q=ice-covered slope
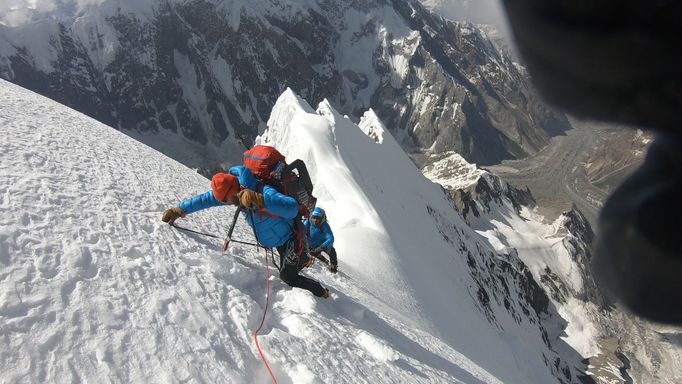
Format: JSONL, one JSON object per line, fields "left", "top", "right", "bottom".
{"left": 1, "top": 79, "right": 585, "bottom": 383}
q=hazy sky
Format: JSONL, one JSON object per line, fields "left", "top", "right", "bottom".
{"left": 0, "top": 0, "right": 103, "bottom": 26}
{"left": 0, "top": 0, "right": 52, "bottom": 26}
{"left": 1, "top": 0, "right": 511, "bottom": 33}
{"left": 422, "top": 0, "right": 512, "bottom": 38}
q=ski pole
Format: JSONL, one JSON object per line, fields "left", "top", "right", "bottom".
{"left": 222, "top": 206, "right": 243, "bottom": 252}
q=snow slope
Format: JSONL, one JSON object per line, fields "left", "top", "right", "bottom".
{"left": 1, "top": 79, "right": 583, "bottom": 383}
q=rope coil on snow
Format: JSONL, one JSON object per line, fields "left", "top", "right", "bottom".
{"left": 253, "top": 248, "right": 278, "bottom": 384}
{"left": 176, "top": 210, "right": 279, "bottom": 382}
{"left": 247, "top": 210, "right": 278, "bottom": 384}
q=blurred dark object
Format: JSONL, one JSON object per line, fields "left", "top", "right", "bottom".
{"left": 501, "top": 1, "right": 682, "bottom": 131}
{"left": 501, "top": 0, "right": 682, "bottom": 323}
{"left": 595, "top": 134, "right": 682, "bottom": 323}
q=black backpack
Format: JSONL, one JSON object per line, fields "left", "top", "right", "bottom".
{"left": 275, "top": 159, "right": 317, "bottom": 215}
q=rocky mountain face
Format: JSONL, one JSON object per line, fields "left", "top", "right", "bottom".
{"left": 424, "top": 153, "right": 681, "bottom": 383}
{"left": 424, "top": 201, "right": 590, "bottom": 384}
{"left": 0, "top": 0, "right": 568, "bottom": 168}
{"left": 449, "top": 171, "right": 602, "bottom": 307}
{"left": 418, "top": 0, "right": 513, "bottom": 45}
{"left": 584, "top": 127, "right": 653, "bottom": 194}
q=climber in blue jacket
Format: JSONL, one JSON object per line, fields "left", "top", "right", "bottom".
{"left": 304, "top": 207, "right": 338, "bottom": 273}
{"left": 161, "top": 166, "right": 329, "bottom": 298}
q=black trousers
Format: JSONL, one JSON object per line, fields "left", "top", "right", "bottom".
{"left": 312, "top": 246, "right": 337, "bottom": 265}
{"left": 322, "top": 247, "right": 337, "bottom": 265}
{"left": 276, "top": 241, "right": 325, "bottom": 297}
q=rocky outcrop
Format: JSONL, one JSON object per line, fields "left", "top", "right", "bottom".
{"left": 584, "top": 128, "right": 653, "bottom": 194}
{"left": 430, "top": 158, "right": 682, "bottom": 383}
{"left": 449, "top": 172, "right": 535, "bottom": 221}
{"left": 425, "top": 203, "right": 590, "bottom": 383}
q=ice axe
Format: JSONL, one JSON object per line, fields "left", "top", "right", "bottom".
{"left": 222, "top": 206, "right": 243, "bottom": 252}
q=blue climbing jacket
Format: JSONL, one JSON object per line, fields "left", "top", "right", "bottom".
{"left": 303, "top": 219, "right": 334, "bottom": 249}
{"left": 177, "top": 166, "right": 299, "bottom": 248}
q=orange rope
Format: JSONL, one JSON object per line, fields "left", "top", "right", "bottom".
{"left": 253, "top": 248, "right": 278, "bottom": 384}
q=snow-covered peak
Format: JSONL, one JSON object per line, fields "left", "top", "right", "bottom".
{"left": 358, "top": 108, "right": 386, "bottom": 144}
{"left": 261, "top": 88, "right": 588, "bottom": 383}
{"left": 422, "top": 151, "right": 485, "bottom": 190}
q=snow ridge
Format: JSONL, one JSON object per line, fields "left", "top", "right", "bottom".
{"left": 260, "top": 87, "right": 588, "bottom": 383}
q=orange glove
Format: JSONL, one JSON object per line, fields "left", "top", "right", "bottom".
{"left": 238, "top": 189, "right": 264, "bottom": 210}
{"left": 161, "top": 207, "right": 185, "bottom": 224}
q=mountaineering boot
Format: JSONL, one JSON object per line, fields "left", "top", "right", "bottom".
{"left": 322, "top": 288, "right": 330, "bottom": 299}
{"left": 329, "top": 263, "right": 337, "bottom": 273}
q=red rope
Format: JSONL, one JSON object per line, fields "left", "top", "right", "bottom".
{"left": 253, "top": 248, "right": 278, "bottom": 384}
